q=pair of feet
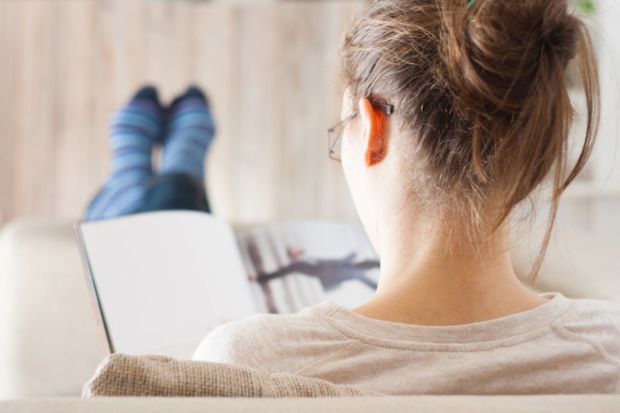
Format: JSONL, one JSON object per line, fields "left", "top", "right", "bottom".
{"left": 86, "top": 85, "right": 215, "bottom": 220}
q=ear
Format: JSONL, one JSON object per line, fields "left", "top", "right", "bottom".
{"left": 358, "top": 97, "right": 389, "bottom": 167}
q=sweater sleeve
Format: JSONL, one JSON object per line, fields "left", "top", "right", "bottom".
{"left": 559, "top": 298, "right": 620, "bottom": 366}
{"left": 191, "top": 312, "right": 320, "bottom": 370}
{"left": 191, "top": 310, "right": 357, "bottom": 375}
{"left": 191, "top": 317, "right": 263, "bottom": 366}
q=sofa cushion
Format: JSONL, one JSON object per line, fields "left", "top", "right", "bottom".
{"left": 83, "top": 354, "right": 383, "bottom": 397}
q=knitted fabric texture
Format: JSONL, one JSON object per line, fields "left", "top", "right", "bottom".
{"left": 83, "top": 354, "right": 384, "bottom": 398}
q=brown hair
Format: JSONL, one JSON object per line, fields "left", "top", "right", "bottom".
{"left": 342, "top": 0, "right": 600, "bottom": 280}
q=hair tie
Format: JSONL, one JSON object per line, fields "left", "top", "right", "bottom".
{"left": 467, "top": 0, "right": 474, "bottom": 6}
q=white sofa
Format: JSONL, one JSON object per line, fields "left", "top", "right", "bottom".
{"left": 0, "top": 218, "right": 618, "bottom": 411}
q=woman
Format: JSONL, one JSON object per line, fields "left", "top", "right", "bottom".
{"left": 89, "top": 0, "right": 619, "bottom": 394}
{"left": 192, "top": 0, "right": 619, "bottom": 394}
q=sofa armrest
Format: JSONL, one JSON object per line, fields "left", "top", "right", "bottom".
{"left": 1, "top": 395, "right": 620, "bottom": 413}
{"left": 0, "top": 219, "right": 107, "bottom": 398}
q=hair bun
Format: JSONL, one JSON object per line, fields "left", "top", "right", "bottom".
{"left": 441, "top": 0, "right": 579, "bottom": 117}
{"left": 540, "top": 6, "right": 580, "bottom": 64}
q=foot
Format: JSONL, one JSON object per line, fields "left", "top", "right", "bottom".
{"left": 160, "top": 85, "right": 216, "bottom": 182}
{"left": 85, "top": 85, "right": 164, "bottom": 220}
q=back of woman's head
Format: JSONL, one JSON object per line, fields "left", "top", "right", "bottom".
{"left": 342, "top": 0, "right": 600, "bottom": 279}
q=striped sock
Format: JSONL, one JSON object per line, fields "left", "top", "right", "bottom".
{"left": 85, "top": 86, "right": 163, "bottom": 220}
{"left": 160, "top": 86, "right": 215, "bottom": 182}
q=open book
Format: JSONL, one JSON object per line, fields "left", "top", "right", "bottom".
{"left": 76, "top": 211, "right": 380, "bottom": 359}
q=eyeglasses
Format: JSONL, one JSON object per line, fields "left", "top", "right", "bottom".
{"left": 327, "top": 101, "right": 394, "bottom": 162}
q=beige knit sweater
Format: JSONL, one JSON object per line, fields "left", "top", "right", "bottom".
{"left": 192, "top": 291, "right": 620, "bottom": 394}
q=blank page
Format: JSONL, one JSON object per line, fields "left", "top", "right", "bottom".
{"left": 78, "top": 211, "right": 256, "bottom": 358}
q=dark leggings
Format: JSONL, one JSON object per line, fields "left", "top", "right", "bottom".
{"left": 132, "top": 173, "right": 211, "bottom": 214}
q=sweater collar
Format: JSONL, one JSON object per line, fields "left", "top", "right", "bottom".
{"left": 309, "top": 291, "right": 573, "bottom": 349}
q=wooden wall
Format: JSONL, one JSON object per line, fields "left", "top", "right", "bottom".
{"left": 0, "top": 0, "right": 361, "bottom": 226}
{"left": 1, "top": 0, "right": 619, "bottom": 244}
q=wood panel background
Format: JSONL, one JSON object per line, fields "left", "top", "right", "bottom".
{"left": 0, "top": 0, "right": 362, "bottom": 226}
{"left": 1, "top": 0, "right": 619, "bottom": 245}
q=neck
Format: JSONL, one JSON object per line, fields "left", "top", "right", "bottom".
{"left": 354, "top": 209, "right": 547, "bottom": 326}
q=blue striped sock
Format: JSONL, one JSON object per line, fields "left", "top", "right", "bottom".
{"left": 160, "top": 86, "right": 215, "bottom": 182}
{"left": 85, "top": 86, "right": 163, "bottom": 220}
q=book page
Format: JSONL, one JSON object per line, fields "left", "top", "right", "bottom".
{"left": 236, "top": 221, "right": 380, "bottom": 314}
{"left": 78, "top": 211, "right": 256, "bottom": 358}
